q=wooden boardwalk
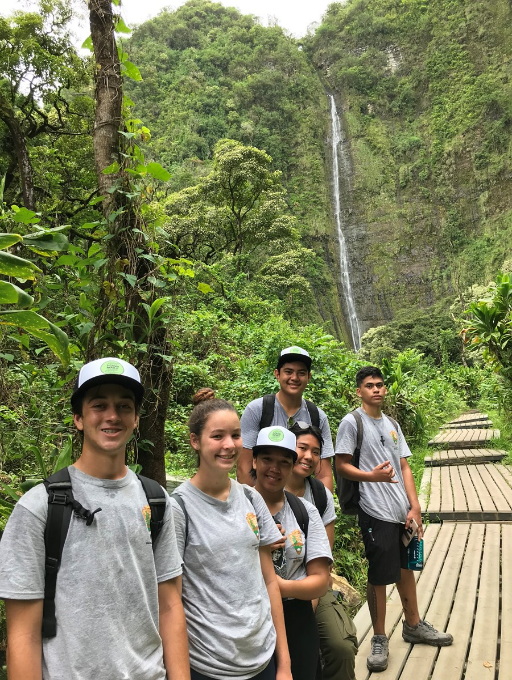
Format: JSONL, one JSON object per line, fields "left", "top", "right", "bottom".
{"left": 353, "top": 522, "right": 512, "bottom": 680}
{"left": 447, "top": 412, "right": 489, "bottom": 425}
{"left": 424, "top": 448, "right": 506, "bottom": 467}
{"left": 419, "top": 463, "right": 512, "bottom": 521}
{"left": 440, "top": 420, "right": 493, "bottom": 430}
{"left": 428, "top": 428, "right": 500, "bottom": 448}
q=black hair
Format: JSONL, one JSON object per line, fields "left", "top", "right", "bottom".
{"left": 288, "top": 422, "right": 323, "bottom": 451}
{"left": 356, "top": 366, "right": 384, "bottom": 388}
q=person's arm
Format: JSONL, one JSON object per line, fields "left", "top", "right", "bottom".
{"left": 259, "top": 547, "right": 292, "bottom": 680}
{"left": 315, "top": 458, "right": 334, "bottom": 493}
{"left": 5, "top": 599, "right": 43, "bottom": 680}
{"left": 237, "top": 447, "right": 256, "bottom": 486}
{"left": 325, "top": 521, "right": 335, "bottom": 550}
{"left": 400, "top": 457, "right": 424, "bottom": 540}
{"left": 335, "top": 453, "right": 400, "bottom": 483}
{"left": 276, "top": 557, "right": 330, "bottom": 600}
{"left": 158, "top": 577, "right": 190, "bottom": 680}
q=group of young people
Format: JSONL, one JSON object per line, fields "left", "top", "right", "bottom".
{"left": 0, "top": 347, "right": 453, "bottom": 680}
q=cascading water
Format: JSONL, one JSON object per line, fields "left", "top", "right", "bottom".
{"left": 328, "top": 93, "right": 362, "bottom": 351}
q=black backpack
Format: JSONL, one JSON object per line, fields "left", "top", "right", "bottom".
{"left": 335, "top": 410, "right": 398, "bottom": 515}
{"left": 42, "top": 466, "right": 166, "bottom": 638}
{"left": 259, "top": 393, "right": 320, "bottom": 430}
{"left": 307, "top": 476, "right": 328, "bottom": 519}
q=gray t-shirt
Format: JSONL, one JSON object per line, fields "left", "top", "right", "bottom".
{"left": 273, "top": 495, "right": 332, "bottom": 585}
{"left": 170, "top": 480, "right": 282, "bottom": 680}
{"left": 303, "top": 478, "right": 337, "bottom": 527}
{"left": 335, "top": 408, "right": 412, "bottom": 523}
{"left": 241, "top": 396, "right": 335, "bottom": 458}
{"left": 0, "top": 466, "right": 182, "bottom": 680}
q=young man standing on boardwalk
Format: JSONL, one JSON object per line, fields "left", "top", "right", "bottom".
{"left": 0, "top": 357, "right": 189, "bottom": 680}
{"left": 238, "top": 346, "right": 335, "bottom": 491}
{"left": 335, "top": 366, "right": 453, "bottom": 672}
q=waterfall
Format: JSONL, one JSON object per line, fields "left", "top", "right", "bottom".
{"left": 328, "top": 93, "right": 361, "bottom": 351}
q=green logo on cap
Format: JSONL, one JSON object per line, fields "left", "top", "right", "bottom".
{"left": 288, "top": 346, "right": 302, "bottom": 354}
{"left": 100, "top": 360, "right": 125, "bottom": 375}
{"left": 268, "top": 428, "right": 285, "bottom": 442}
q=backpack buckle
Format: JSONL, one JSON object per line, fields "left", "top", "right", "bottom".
{"left": 49, "top": 491, "right": 70, "bottom": 505}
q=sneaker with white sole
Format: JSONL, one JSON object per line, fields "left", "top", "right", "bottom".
{"left": 367, "top": 634, "right": 389, "bottom": 672}
{"left": 402, "top": 619, "right": 453, "bottom": 646}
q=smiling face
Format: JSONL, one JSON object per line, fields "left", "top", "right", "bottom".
{"left": 253, "top": 449, "right": 294, "bottom": 493}
{"left": 356, "top": 374, "right": 388, "bottom": 408}
{"left": 190, "top": 409, "right": 242, "bottom": 472}
{"left": 73, "top": 383, "right": 139, "bottom": 458}
{"left": 274, "top": 361, "right": 311, "bottom": 399}
{"left": 293, "top": 433, "right": 321, "bottom": 479}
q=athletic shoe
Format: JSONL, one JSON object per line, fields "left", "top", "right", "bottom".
{"left": 367, "top": 634, "right": 389, "bottom": 672}
{"left": 402, "top": 619, "right": 453, "bottom": 646}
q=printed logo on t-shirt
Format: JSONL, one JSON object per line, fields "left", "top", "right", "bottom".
{"left": 141, "top": 504, "right": 151, "bottom": 532}
{"left": 390, "top": 430, "right": 398, "bottom": 445}
{"left": 288, "top": 529, "right": 304, "bottom": 555}
{"left": 246, "top": 512, "right": 260, "bottom": 539}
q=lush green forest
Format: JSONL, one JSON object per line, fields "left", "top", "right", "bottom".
{"left": 2, "top": 0, "right": 512, "bottom": 665}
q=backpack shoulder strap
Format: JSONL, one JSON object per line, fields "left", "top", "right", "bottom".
{"left": 137, "top": 475, "right": 166, "bottom": 548}
{"left": 308, "top": 477, "right": 328, "bottom": 518}
{"left": 305, "top": 400, "right": 320, "bottom": 428}
{"left": 351, "top": 409, "right": 364, "bottom": 469}
{"left": 42, "top": 467, "right": 74, "bottom": 638}
{"left": 384, "top": 414, "right": 399, "bottom": 431}
{"left": 284, "top": 490, "right": 309, "bottom": 538}
{"left": 259, "top": 394, "right": 276, "bottom": 430}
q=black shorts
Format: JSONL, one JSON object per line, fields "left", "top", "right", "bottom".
{"left": 358, "top": 507, "right": 409, "bottom": 586}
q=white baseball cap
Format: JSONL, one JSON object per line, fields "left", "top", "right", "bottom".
{"left": 253, "top": 426, "right": 297, "bottom": 462}
{"left": 276, "top": 346, "right": 312, "bottom": 371}
{"left": 71, "top": 357, "right": 144, "bottom": 408}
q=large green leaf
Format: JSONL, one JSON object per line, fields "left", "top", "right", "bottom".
{"left": 0, "top": 233, "right": 22, "bottom": 250}
{"left": 53, "top": 436, "right": 73, "bottom": 472}
{"left": 0, "top": 281, "right": 34, "bottom": 307}
{"left": 0, "top": 310, "right": 70, "bottom": 365}
{"left": 12, "top": 207, "right": 40, "bottom": 224}
{"left": 146, "top": 162, "right": 171, "bottom": 182}
{"left": 0, "top": 251, "right": 41, "bottom": 279}
{"left": 24, "top": 232, "right": 69, "bottom": 252}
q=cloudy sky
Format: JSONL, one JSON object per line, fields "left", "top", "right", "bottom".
{"left": 4, "top": 0, "right": 341, "bottom": 39}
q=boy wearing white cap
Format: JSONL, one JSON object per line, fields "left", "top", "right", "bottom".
{"left": 238, "top": 346, "right": 335, "bottom": 491}
{"left": 0, "top": 358, "right": 189, "bottom": 680}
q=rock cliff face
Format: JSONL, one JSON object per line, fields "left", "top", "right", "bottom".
{"left": 307, "top": 0, "right": 512, "bottom": 344}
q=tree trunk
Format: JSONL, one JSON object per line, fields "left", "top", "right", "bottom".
{"left": 0, "top": 95, "right": 36, "bottom": 210}
{"left": 88, "top": 0, "right": 122, "bottom": 217}
{"left": 88, "top": 0, "right": 169, "bottom": 484}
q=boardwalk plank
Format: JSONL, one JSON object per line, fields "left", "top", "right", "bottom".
{"left": 425, "top": 449, "right": 506, "bottom": 467}
{"left": 428, "top": 429, "right": 500, "bottom": 449}
{"left": 499, "top": 525, "right": 512, "bottom": 680}
{"left": 430, "top": 524, "right": 485, "bottom": 680}
{"left": 399, "top": 523, "right": 469, "bottom": 680}
{"left": 464, "top": 524, "right": 500, "bottom": 679}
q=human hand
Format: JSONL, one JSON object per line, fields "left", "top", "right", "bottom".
{"left": 276, "top": 667, "right": 293, "bottom": 680}
{"left": 269, "top": 522, "right": 286, "bottom": 551}
{"left": 406, "top": 508, "right": 423, "bottom": 540}
{"left": 371, "top": 460, "right": 399, "bottom": 483}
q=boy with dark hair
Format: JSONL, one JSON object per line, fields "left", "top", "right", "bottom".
{"left": 335, "top": 366, "right": 453, "bottom": 672}
{"left": 238, "top": 346, "right": 335, "bottom": 491}
{"left": 0, "top": 357, "right": 190, "bottom": 680}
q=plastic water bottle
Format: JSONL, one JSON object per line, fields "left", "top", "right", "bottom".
{"left": 407, "top": 536, "right": 424, "bottom": 570}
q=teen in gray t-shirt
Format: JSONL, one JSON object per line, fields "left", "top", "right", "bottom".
{"left": 0, "top": 467, "right": 182, "bottom": 680}
{"left": 171, "top": 481, "right": 282, "bottom": 679}
{"left": 335, "top": 408, "right": 411, "bottom": 523}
